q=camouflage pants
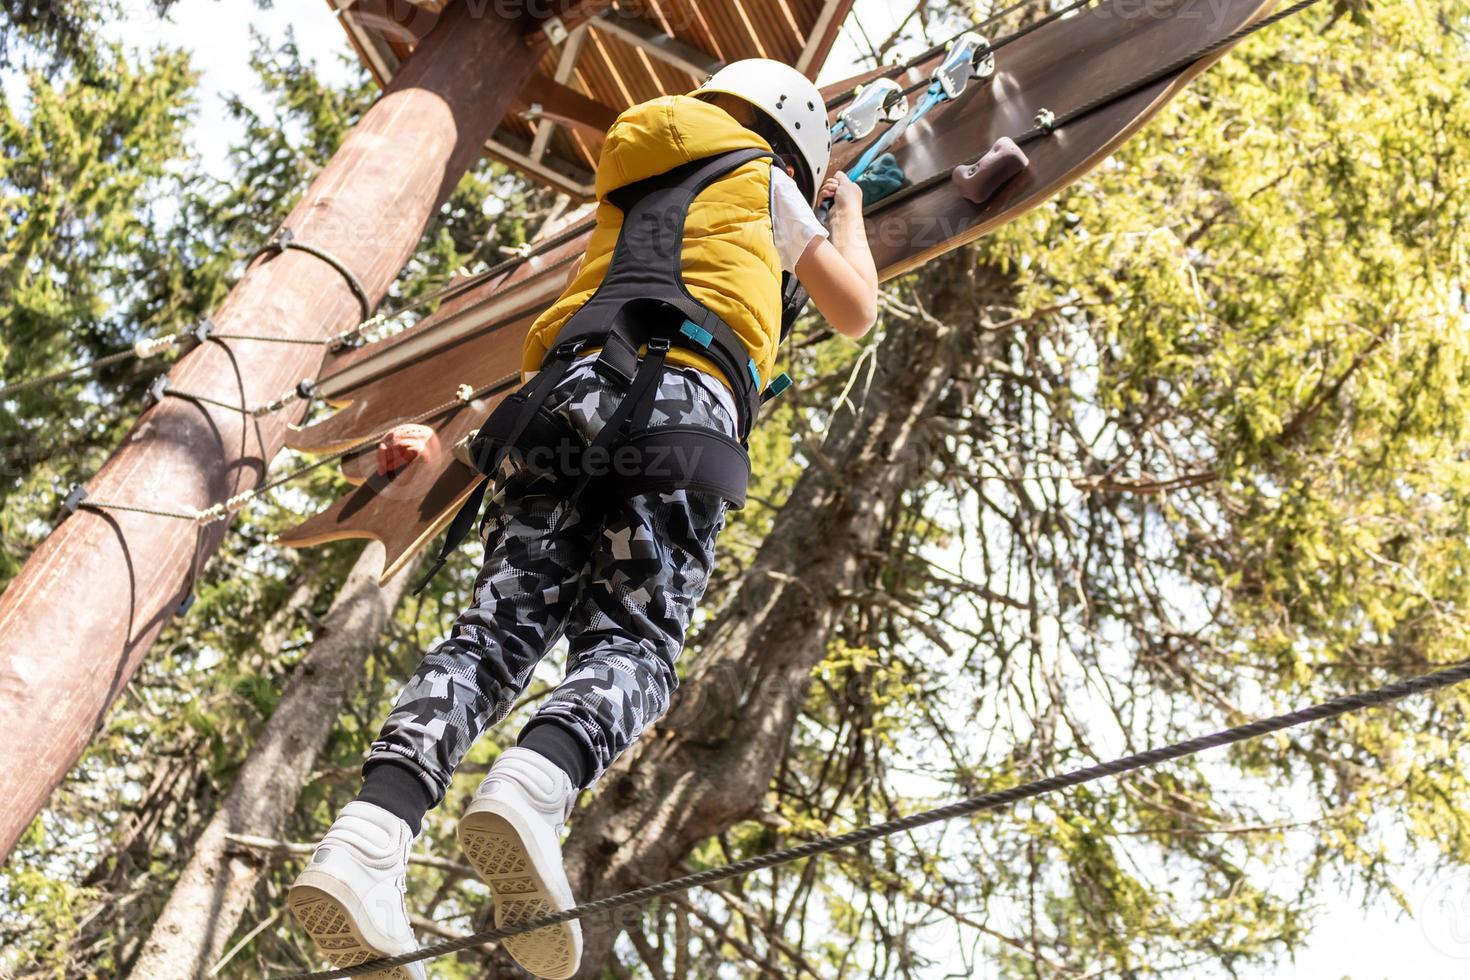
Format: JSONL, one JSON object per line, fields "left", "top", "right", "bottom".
{"left": 366, "top": 362, "right": 733, "bottom": 801}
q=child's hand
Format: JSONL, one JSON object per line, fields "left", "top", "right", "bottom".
{"left": 376, "top": 423, "right": 439, "bottom": 476}
{"left": 818, "top": 171, "right": 863, "bottom": 214}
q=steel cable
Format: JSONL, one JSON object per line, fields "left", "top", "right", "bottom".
{"left": 276, "top": 658, "right": 1470, "bottom": 979}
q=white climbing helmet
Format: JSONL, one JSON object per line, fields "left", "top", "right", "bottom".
{"left": 696, "top": 59, "right": 830, "bottom": 199}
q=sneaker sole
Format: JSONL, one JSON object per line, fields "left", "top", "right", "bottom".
{"left": 287, "top": 882, "right": 420, "bottom": 980}
{"left": 458, "top": 808, "right": 580, "bottom": 980}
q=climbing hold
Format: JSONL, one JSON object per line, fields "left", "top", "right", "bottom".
{"left": 855, "top": 153, "right": 907, "bottom": 205}
{"left": 951, "top": 138, "right": 1029, "bottom": 205}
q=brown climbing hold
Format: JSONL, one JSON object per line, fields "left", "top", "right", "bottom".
{"left": 951, "top": 137, "right": 1030, "bottom": 205}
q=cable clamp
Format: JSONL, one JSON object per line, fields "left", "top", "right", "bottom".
{"left": 145, "top": 375, "right": 171, "bottom": 406}
{"left": 62, "top": 485, "right": 89, "bottom": 516}
{"left": 195, "top": 318, "right": 216, "bottom": 344}
{"left": 297, "top": 378, "right": 319, "bottom": 401}
{"left": 196, "top": 488, "right": 255, "bottom": 525}
{"left": 195, "top": 503, "right": 226, "bottom": 524}
{"left": 457, "top": 383, "right": 476, "bottom": 403}
{"left": 1034, "top": 108, "right": 1056, "bottom": 134}
{"left": 333, "top": 314, "right": 384, "bottom": 350}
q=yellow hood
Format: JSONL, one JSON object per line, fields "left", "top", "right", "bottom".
{"left": 594, "top": 95, "right": 773, "bottom": 198}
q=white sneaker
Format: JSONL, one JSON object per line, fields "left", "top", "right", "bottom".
{"left": 287, "top": 802, "right": 427, "bottom": 980}
{"left": 457, "top": 747, "right": 582, "bottom": 979}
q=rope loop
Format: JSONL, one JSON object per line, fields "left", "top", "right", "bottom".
{"left": 252, "top": 226, "right": 374, "bottom": 321}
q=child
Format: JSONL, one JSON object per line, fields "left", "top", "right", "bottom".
{"left": 289, "top": 59, "right": 877, "bottom": 980}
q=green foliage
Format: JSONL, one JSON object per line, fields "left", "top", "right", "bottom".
{"left": 672, "top": 3, "right": 1470, "bottom": 977}
{"left": 6, "top": 0, "right": 1470, "bottom": 976}
{"left": 0, "top": 42, "right": 200, "bottom": 581}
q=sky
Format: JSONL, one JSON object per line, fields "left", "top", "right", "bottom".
{"left": 16, "top": 0, "right": 1470, "bottom": 976}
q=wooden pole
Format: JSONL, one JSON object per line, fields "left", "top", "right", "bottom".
{"left": 0, "top": 2, "right": 540, "bottom": 862}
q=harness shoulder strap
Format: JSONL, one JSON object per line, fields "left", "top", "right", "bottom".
{"left": 555, "top": 148, "right": 777, "bottom": 437}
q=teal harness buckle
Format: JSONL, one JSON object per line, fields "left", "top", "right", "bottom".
{"left": 748, "top": 359, "right": 762, "bottom": 389}
{"left": 761, "top": 372, "right": 793, "bottom": 404}
{"left": 679, "top": 320, "right": 714, "bottom": 349}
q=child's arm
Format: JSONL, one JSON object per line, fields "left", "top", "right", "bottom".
{"left": 795, "top": 171, "right": 878, "bottom": 338}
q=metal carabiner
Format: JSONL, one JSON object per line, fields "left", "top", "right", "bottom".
{"left": 832, "top": 77, "right": 910, "bottom": 143}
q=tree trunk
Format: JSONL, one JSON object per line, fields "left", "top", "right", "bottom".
{"left": 127, "top": 543, "right": 418, "bottom": 980}
{"left": 0, "top": 0, "right": 542, "bottom": 861}
{"left": 65, "top": 573, "right": 320, "bottom": 969}
{"left": 563, "top": 256, "right": 995, "bottom": 974}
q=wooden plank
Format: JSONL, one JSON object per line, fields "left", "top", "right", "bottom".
{"left": 339, "top": 0, "right": 440, "bottom": 45}
{"left": 593, "top": 7, "right": 723, "bottom": 77}
{"left": 484, "top": 135, "right": 597, "bottom": 198}
{"left": 795, "top": 0, "right": 853, "bottom": 75}
{"left": 531, "top": 24, "right": 592, "bottom": 162}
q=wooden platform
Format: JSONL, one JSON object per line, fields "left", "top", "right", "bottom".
{"left": 328, "top": 0, "right": 854, "bottom": 196}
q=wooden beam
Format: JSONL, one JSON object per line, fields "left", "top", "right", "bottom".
{"left": 338, "top": 0, "right": 440, "bottom": 46}
{"left": 526, "top": 0, "right": 613, "bottom": 47}
{"left": 484, "top": 136, "right": 596, "bottom": 199}
{"left": 795, "top": 0, "right": 853, "bottom": 76}
{"left": 593, "top": 7, "right": 722, "bottom": 79}
{"left": 329, "top": 0, "right": 400, "bottom": 85}
{"left": 530, "top": 24, "right": 591, "bottom": 163}
{"left": 518, "top": 70, "right": 616, "bottom": 142}
{"left": 0, "top": 0, "right": 543, "bottom": 864}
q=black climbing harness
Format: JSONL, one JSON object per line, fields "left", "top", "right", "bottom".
{"left": 416, "top": 147, "right": 797, "bottom": 590}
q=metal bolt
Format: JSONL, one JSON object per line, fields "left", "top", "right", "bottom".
{"left": 542, "top": 16, "right": 569, "bottom": 45}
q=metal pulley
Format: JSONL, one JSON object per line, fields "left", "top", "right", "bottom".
{"left": 832, "top": 78, "right": 910, "bottom": 143}
{"left": 934, "top": 31, "right": 995, "bottom": 100}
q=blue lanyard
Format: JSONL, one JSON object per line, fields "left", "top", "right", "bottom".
{"left": 838, "top": 32, "right": 994, "bottom": 184}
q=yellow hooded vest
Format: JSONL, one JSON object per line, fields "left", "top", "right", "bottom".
{"left": 523, "top": 95, "right": 785, "bottom": 388}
